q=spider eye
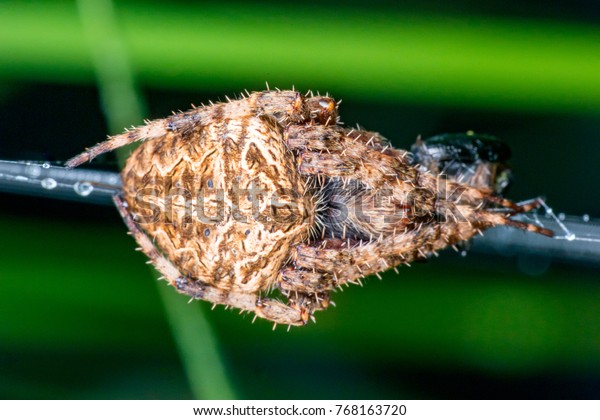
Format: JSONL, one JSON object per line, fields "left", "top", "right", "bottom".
{"left": 318, "top": 98, "right": 335, "bottom": 113}
{"left": 306, "top": 96, "right": 338, "bottom": 125}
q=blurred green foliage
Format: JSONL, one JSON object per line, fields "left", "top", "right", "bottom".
{"left": 2, "top": 1, "right": 600, "bottom": 112}
{"left": 1, "top": 0, "right": 599, "bottom": 399}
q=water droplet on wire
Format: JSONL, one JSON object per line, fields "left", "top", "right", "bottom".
{"left": 41, "top": 178, "right": 57, "bottom": 190}
{"left": 26, "top": 165, "right": 42, "bottom": 178}
{"left": 74, "top": 181, "right": 94, "bottom": 196}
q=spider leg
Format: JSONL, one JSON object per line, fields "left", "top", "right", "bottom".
{"left": 273, "top": 267, "right": 333, "bottom": 324}
{"left": 287, "top": 125, "right": 411, "bottom": 188}
{"left": 279, "top": 267, "right": 335, "bottom": 295}
{"left": 112, "top": 194, "right": 308, "bottom": 326}
{"left": 291, "top": 234, "right": 425, "bottom": 284}
{"left": 484, "top": 195, "right": 544, "bottom": 213}
{"left": 465, "top": 204, "right": 553, "bottom": 237}
{"left": 281, "top": 232, "right": 437, "bottom": 297}
{"left": 66, "top": 118, "right": 173, "bottom": 168}
{"left": 435, "top": 185, "right": 554, "bottom": 237}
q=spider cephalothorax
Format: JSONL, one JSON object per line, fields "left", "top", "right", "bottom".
{"left": 67, "top": 89, "right": 552, "bottom": 327}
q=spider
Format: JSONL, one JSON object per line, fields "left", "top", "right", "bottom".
{"left": 66, "top": 89, "right": 552, "bottom": 327}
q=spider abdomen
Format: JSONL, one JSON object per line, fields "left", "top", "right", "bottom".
{"left": 121, "top": 113, "right": 314, "bottom": 293}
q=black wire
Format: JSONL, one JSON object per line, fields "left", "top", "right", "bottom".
{"left": 0, "top": 160, "right": 120, "bottom": 206}
{"left": 1, "top": 159, "right": 598, "bottom": 266}
{"left": 472, "top": 215, "right": 600, "bottom": 266}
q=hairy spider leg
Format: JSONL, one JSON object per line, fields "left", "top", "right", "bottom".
{"left": 65, "top": 118, "right": 170, "bottom": 168}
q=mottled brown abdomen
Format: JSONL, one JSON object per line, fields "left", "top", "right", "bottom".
{"left": 121, "top": 112, "right": 314, "bottom": 293}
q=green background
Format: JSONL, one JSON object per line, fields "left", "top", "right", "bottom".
{"left": 0, "top": 0, "right": 599, "bottom": 399}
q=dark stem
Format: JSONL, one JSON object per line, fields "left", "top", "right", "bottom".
{"left": 1, "top": 158, "right": 598, "bottom": 266}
